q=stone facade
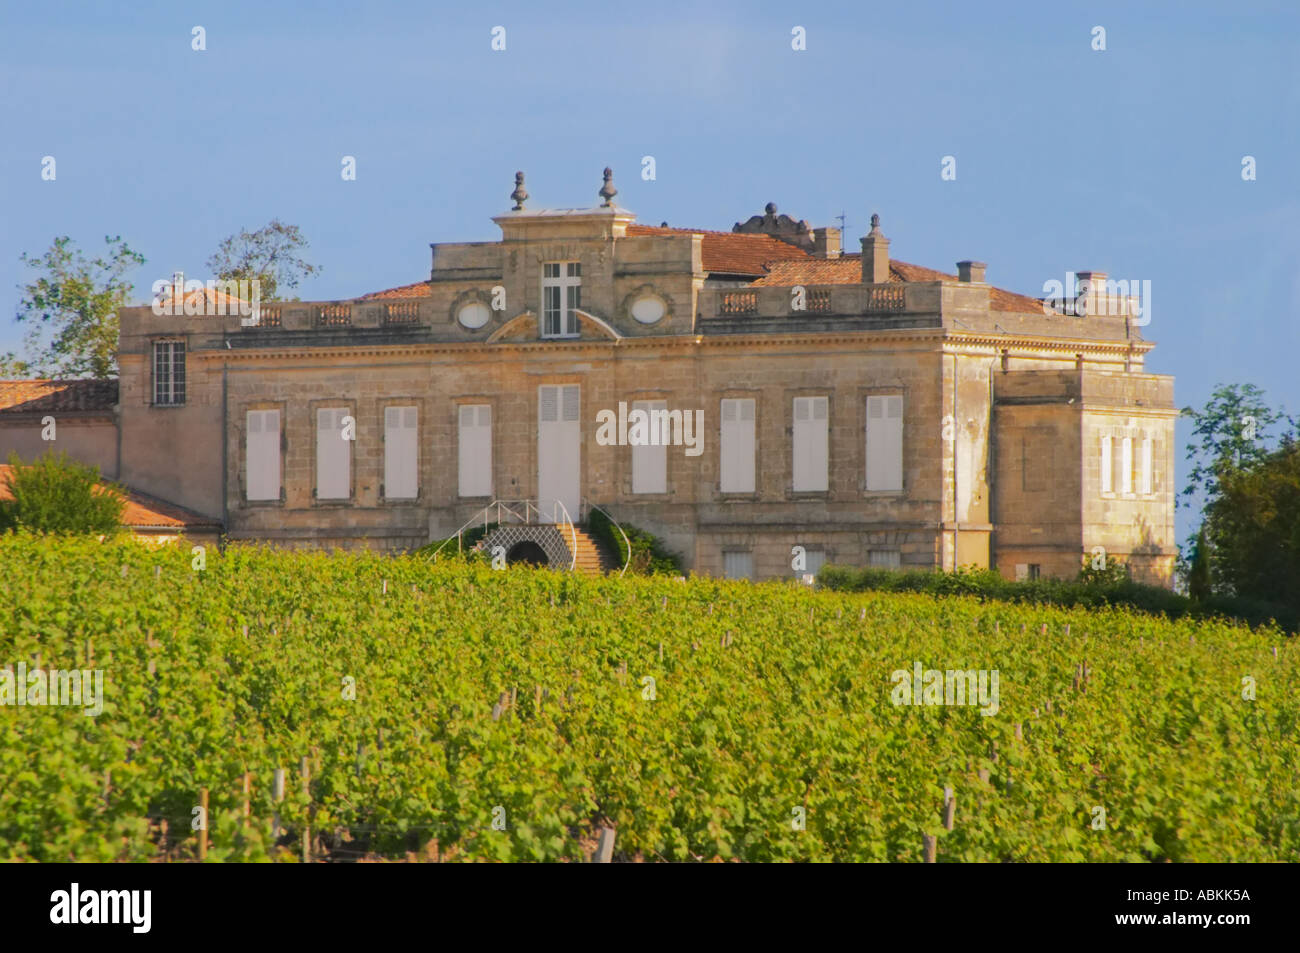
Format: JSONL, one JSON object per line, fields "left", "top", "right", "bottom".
{"left": 115, "top": 172, "right": 1178, "bottom": 584}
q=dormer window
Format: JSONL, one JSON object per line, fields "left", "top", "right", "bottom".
{"left": 542, "top": 261, "right": 581, "bottom": 337}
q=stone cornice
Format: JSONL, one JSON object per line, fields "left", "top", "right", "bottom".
{"left": 195, "top": 326, "right": 1156, "bottom": 361}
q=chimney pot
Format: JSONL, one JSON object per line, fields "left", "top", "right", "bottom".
{"left": 957, "top": 261, "right": 987, "bottom": 283}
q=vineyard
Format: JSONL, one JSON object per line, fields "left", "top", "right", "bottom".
{"left": 0, "top": 534, "right": 1296, "bottom": 862}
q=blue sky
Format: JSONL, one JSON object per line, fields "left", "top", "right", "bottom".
{"left": 2, "top": 0, "right": 1297, "bottom": 544}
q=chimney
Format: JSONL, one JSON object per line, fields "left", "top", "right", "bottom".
{"left": 812, "top": 227, "right": 841, "bottom": 259}
{"left": 860, "top": 213, "right": 890, "bottom": 284}
{"left": 957, "top": 261, "right": 986, "bottom": 283}
{"left": 1075, "top": 270, "right": 1107, "bottom": 316}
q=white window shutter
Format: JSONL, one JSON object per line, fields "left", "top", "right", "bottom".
{"left": 246, "top": 409, "right": 280, "bottom": 501}
{"left": 385, "top": 405, "right": 418, "bottom": 499}
{"left": 866, "top": 395, "right": 903, "bottom": 491}
{"left": 1141, "top": 438, "right": 1153, "bottom": 495}
{"left": 793, "top": 397, "right": 828, "bottom": 491}
{"left": 458, "top": 403, "right": 492, "bottom": 497}
{"left": 720, "top": 398, "right": 755, "bottom": 493}
{"left": 317, "top": 408, "right": 350, "bottom": 499}
{"left": 562, "top": 385, "right": 580, "bottom": 422}
{"left": 1121, "top": 437, "right": 1133, "bottom": 494}
{"left": 632, "top": 400, "right": 667, "bottom": 494}
{"left": 723, "top": 551, "right": 754, "bottom": 580}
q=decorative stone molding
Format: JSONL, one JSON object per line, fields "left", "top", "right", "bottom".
{"left": 620, "top": 284, "right": 674, "bottom": 327}
{"left": 450, "top": 288, "right": 499, "bottom": 330}
{"left": 733, "top": 202, "right": 814, "bottom": 251}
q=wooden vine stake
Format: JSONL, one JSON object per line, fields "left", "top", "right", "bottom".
{"left": 943, "top": 787, "right": 956, "bottom": 831}
{"left": 272, "top": 768, "right": 285, "bottom": 843}
{"left": 198, "top": 788, "right": 209, "bottom": 861}
{"left": 922, "top": 834, "right": 937, "bottom": 863}
{"left": 301, "top": 756, "right": 312, "bottom": 863}
{"left": 594, "top": 825, "right": 616, "bottom": 864}
{"left": 242, "top": 772, "right": 251, "bottom": 821}
{"left": 658, "top": 642, "right": 664, "bottom": 662}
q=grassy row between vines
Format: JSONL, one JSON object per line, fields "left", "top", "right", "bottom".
{"left": 0, "top": 534, "right": 1295, "bottom": 862}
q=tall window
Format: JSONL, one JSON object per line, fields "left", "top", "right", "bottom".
{"left": 720, "top": 398, "right": 756, "bottom": 493}
{"left": 316, "top": 408, "right": 351, "bottom": 500}
{"left": 245, "top": 409, "right": 280, "bottom": 501}
{"left": 1140, "top": 437, "right": 1153, "bottom": 495}
{"left": 458, "top": 404, "right": 493, "bottom": 497}
{"left": 1121, "top": 437, "right": 1133, "bottom": 494}
{"left": 153, "top": 341, "right": 185, "bottom": 406}
{"left": 792, "top": 396, "right": 829, "bottom": 492}
{"left": 868, "top": 550, "right": 901, "bottom": 569}
{"left": 865, "top": 395, "right": 903, "bottom": 491}
{"left": 542, "top": 262, "right": 581, "bottom": 337}
{"left": 384, "top": 406, "right": 419, "bottom": 500}
{"left": 1100, "top": 435, "right": 1113, "bottom": 494}
{"left": 631, "top": 399, "right": 667, "bottom": 494}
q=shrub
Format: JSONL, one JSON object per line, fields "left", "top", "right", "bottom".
{"left": 586, "top": 507, "right": 683, "bottom": 575}
{"left": 816, "top": 561, "right": 1297, "bottom": 633}
{"left": 0, "top": 451, "right": 125, "bottom": 535}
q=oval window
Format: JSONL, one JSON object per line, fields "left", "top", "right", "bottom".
{"left": 630, "top": 294, "right": 666, "bottom": 324}
{"left": 457, "top": 301, "right": 491, "bottom": 329}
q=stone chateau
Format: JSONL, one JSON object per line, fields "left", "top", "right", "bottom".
{"left": 78, "top": 169, "right": 1174, "bottom": 582}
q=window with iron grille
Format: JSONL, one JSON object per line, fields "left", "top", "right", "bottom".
{"left": 153, "top": 341, "right": 185, "bottom": 406}
{"left": 542, "top": 262, "right": 581, "bottom": 337}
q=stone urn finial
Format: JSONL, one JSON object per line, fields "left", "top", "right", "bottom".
{"left": 599, "top": 167, "right": 617, "bottom": 207}
{"left": 869, "top": 213, "right": 882, "bottom": 234}
{"left": 765, "top": 202, "right": 777, "bottom": 216}
{"left": 511, "top": 171, "right": 528, "bottom": 211}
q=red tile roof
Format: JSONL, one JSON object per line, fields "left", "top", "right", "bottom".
{"left": 0, "top": 464, "right": 221, "bottom": 531}
{"left": 626, "top": 224, "right": 811, "bottom": 276}
{"left": 358, "top": 280, "right": 432, "bottom": 301}
{"left": 0, "top": 379, "right": 118, "bottom": 415}
{"left": 753, "top": 257, "right": 1045, "bottom": 313}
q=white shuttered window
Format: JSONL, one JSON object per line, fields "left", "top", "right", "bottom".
{"left": 865, "top": 395, "right": 904, "bottom": 491}
{"left": 1121, "top": 437, "right": 1133, "bottom": 494}
{"left": 384, "top": 406, "right": 419, "bottom": 499}
{"left": 631, "top": 400, "right": 667, "bottom": 494}
{"left": 1100, "top": 436, "right": 1113, "bottom": 494}
{"left": 458, "top": 404, "right": 493, "bottom": 497}
{"left": 246, "top": 409, "right": 280, "bottom": 501}
{"left": 1140, "top": 437, "right": 1153, "bottom": 495}
{"left": 792, "top": 396, "right": 829, "bottom": 492}
{"left": 317, "top": 408, "right": 351, "bottom": 500}
{"left": 720, "top": 398, "right": 756, "bottom": 493}
{"left": 723, "top": 551, "right": 754, "bottom": 581}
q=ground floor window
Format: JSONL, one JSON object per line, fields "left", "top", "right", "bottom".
{"left": 723, "top": 550, "right": 754, "bottom": 580}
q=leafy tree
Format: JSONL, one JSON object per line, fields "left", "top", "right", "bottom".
{"left": 206, "top": 219, "right": 321, "bottom": 302}
{"left": 1180, "top": 383, "right": 1293, "bottom": 511}
{"left": 1203, "top": 439, "right": 1300, "bottom": 611}
{"left": 13, "top": 236, "right": 145, "bottom": 379}
{"left": 0, "top": 451, "right": 126, "bottom": 535}
{"left": 1186, "top": 524, "right": 1211, "bottom": 602}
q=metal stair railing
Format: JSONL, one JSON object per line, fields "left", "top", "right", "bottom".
{"left": 427, "top": 499, "right": 579, "bottom": 570}
{"left": 553, "top": 499, "right": 578, "bottom": 572}
{"left": 580, "top": 498, "right": 632, "bottom": 577}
